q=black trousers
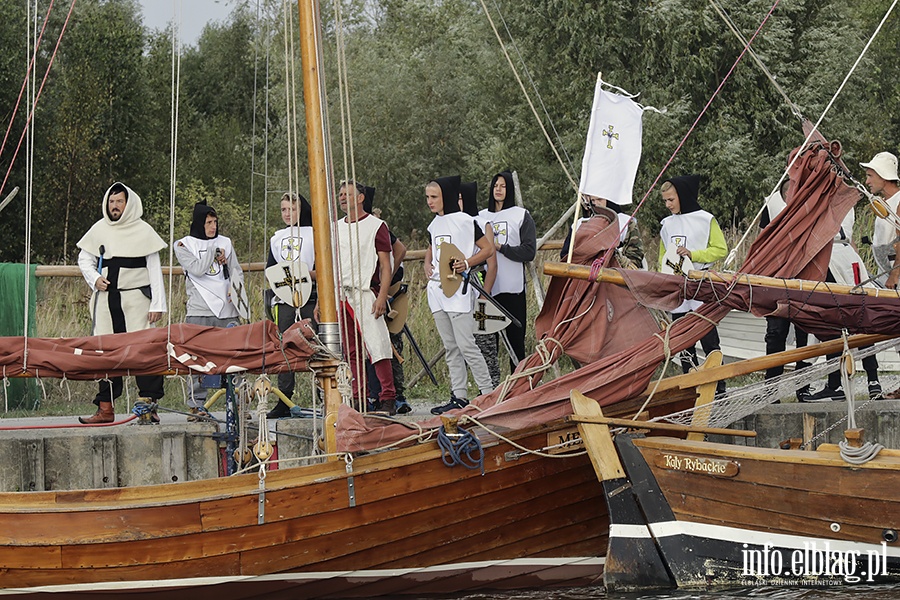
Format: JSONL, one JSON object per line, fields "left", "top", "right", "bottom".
{"left": 274, "top": 296, "right": 317, "bottom": 400}
{"left": 494, "top": 290, "right": 527, "bottom": 370}
{"left": 672, "top": 311, "right": 725, "bottom": 395}
{"left": 764, "top": 316, "right": 810, "bottom": 380}
{"left": 819, "top": 269, "right": 878, "bottom": 389}
{"left": 94, "top": 375, "right": 164, "bottom": 406}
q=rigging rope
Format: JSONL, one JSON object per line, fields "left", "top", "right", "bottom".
{"left": 0, "top": 0, "right": 56, "bottom": 198}
{"left": 248, "top": 0, "right": 262, "bottom": 260}
{"left": 725, "top": 0, "right": 899, "bottom": 267}
{"left": 487, "top": 0, "right": 576, "bottom": 176}
{"left": 165, "top": 0, "right": 183, "bottom": 371}
{"left": 330, "top": 0, "right": 368, "bottom": 407}
{"left": 624, "top": 0, "right": 784, "bottom": 266}
{"left": 476, "top": 0, "right": 578, "bottom": 192}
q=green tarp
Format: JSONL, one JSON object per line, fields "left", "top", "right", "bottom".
{"left": 0, "top": 263, "right": 39, "bottom": 410}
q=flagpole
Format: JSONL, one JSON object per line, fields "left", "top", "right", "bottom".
{"left": 567, "top": 72, "right": 603, "bottom": 263}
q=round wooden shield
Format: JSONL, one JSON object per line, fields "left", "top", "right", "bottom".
{"left": 660, "top": 245, "right": 694, "bottom": 276}
{"left": 386, "top": 282, "right": 409, "bottom": 335}
{"left": 438, "top": 242, "right": 465, "bottom": 298}
{"left": 472, "top": 298, "right": 511, "bottom": 335}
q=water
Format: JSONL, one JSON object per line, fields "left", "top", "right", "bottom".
{"left": 449, "top": 584, "right": 900, "bottom": 599}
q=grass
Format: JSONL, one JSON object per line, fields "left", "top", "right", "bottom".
{"left": 5, "top": 220, "right": 830, "bottom": 418}
{"left": 8, "top": 250, "right": 569, "bottom": 417}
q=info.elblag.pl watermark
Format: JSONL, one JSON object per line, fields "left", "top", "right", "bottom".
{"left": 742, "top": 541, "right": 890, "bottom": 584}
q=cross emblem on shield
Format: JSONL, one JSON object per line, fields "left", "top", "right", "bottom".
{"left": 473, "top": 300, "right": 510, "bottom": 335}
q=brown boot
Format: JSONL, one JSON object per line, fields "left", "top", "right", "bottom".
{"left": 79, "top": 402, "right": 114, "bottom": 424}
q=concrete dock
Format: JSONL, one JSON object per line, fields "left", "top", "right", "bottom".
{"left": 0, "top": 399, "right": 897, "bottom": 492}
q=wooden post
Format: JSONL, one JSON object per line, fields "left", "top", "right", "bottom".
{"left": 687, "top": 350, "right": 722, "bottom": 441}
{"left": 297, "top": 0, "right": 342, "bottom": 459}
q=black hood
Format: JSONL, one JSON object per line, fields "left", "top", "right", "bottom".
{"left": 190, "top": 200, "right": 217, "bottom": 240}
{"left": 286, "top": 193, "right": 314, "bottom": 227}
{"left": 432, "top": 175, "right": 462, "bottom": 214}
{"left": 363, "top": 186, "right": 376, "bottom": 214}
{"left": 460, "top": 181, "right": 478, "bottom": 216}
{"left": 488, "top": 171, "right": 515, "bottom": 212}
{"left": 665, "top": 174, "right": 702, "bottom": 214}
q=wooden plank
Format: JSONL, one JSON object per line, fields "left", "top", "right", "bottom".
{"left": 91, "top": 435, "right": 117, "bottom": 489}
{"left": 162, "top": 433, "right": 188, "bottom": 485}
{"left": 253, "top": 461, "right": 603, "bottom": 574}
{"left": 569, "top": 389, "right": 624, "bottom": 481}
{"left": 0, "top": 503, "right": 203, "bottom": 546}
{"left": 633, "top": 436, "right": 900, "bottom": 470}
{"left": 8, "top": 553, "right": 240, "bottom": 589}
{"left": 688, "top": 350, "right": 721, "bottom": 441}
{"left": 568, "top": 415, "right": 755, "bottom": 438}
{"left": 20, "top": 438, "right": 45, "bottom": 492}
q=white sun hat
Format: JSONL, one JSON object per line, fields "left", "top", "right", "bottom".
{"left": 860, "top": 151, "right": 899, "bottom": 182}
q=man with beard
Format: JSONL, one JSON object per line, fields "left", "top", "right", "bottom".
{"left": 76, "top": 182, "right": 167, "bottom": 424}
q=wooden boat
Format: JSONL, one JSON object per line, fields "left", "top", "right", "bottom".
{"left": 0, "top": 420, "right": 607, "bottom": 597}
{"left": 571, "top": 358, "right": 900, "bottom": 591}
{"left": 0, "top": 3, "right": 622, "bottom": 597}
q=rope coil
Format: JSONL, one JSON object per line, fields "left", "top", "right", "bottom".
{"left": 437, "top": 425, "right": 485, "bottom": 475}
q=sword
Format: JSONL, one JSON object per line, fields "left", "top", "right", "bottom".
{"left": 499, "top": 329, "right": 520, "bottom": 367}
{"left": 460, "top": 269, "right": 522, "bottom": 329}
{"left": 91, "top": 245, "right": 106, "bottom": 336}
{"left": 401, "top": 323, "right": 437, "bottom": 385}
{"left": 0, "top": 187, "right": 19, "bottom": 214}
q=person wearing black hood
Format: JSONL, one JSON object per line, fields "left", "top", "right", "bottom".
{"left": 461, "top": 181, "right": 501, "bottom": 388}
{"left": 425, "top": 176, "right": 495, "bottom": 414}
{"left": 265, "top": 192, "right": 317, "bottom": 418}
{"left": 479, "top": 171, "right": 536, "bottom": 369}
{"left": 174, "top": 200, "right": 245, "bottom": 420}
{"left": 659, "top": 175, "right": 728, "bottom": 393}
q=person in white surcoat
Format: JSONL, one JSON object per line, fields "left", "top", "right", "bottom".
{"left": 334, "top": 181, "right": 396, "bottom": 414}
{"left": 479, "top": 171, "right": 536, "bottom": 369}
{"left": 75, "top": 182, "right": 167, "bottom": 424}
{"left": 265, "top": 192, "right": 318, "bottom": 418}
{"left": 174, "top": 200, "right": 245, "bottom": 419}
{"left": 658, "top": 175, "right": 727, "bottom": 395}
{"left": 425, "top": 176, "right": 495, "bottom": 415}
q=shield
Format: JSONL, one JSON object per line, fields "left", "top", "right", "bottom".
{"left": 473, "top": 298, "right": 511, "bottom": 335}
{"left": 229, "top": 278, "right": 251, "bottom": 320}
{"left": 660, "top": 245, "right": 694, "bottom": 276}
{"left": 386, "top": 282, "right": 409, "bottom": 335}
{"left": 265, "top": 261, "right": 313, "bottom": 308}
{"left": 438, "top": 242, "right": 465, "bottom": 298}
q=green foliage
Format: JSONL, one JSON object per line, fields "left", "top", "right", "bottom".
{"left": 0, "top": 0, "right": 897, "bottom": 263}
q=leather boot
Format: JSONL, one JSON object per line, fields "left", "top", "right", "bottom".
{"left": 79, "top": 402, "right": 114, "bottom": 424}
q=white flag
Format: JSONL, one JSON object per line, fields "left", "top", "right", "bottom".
{"left": 579, "top": 82, "right": 644, "bottom": 206}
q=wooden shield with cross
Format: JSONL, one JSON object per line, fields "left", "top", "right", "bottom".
{"left": 265, "top": 260, "right": 313, "bottom": 308}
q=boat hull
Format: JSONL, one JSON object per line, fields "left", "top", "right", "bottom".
{"left": 0, "top": 422, "right": 606, "bottom": 597}
{"left": 612, "top": 434, "right": 900, "bottom": 588}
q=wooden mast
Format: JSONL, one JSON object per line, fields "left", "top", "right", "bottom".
{"left": 297, "top": 0, "right": 342, "bottom": 458}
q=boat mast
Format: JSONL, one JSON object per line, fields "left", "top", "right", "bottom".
{"left": 296, "top": 0, "right": 342, "bottom": 457}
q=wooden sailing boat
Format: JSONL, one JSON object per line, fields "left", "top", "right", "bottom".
{"left": 0, "top": 2, "right": 618, "bottom": 597}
